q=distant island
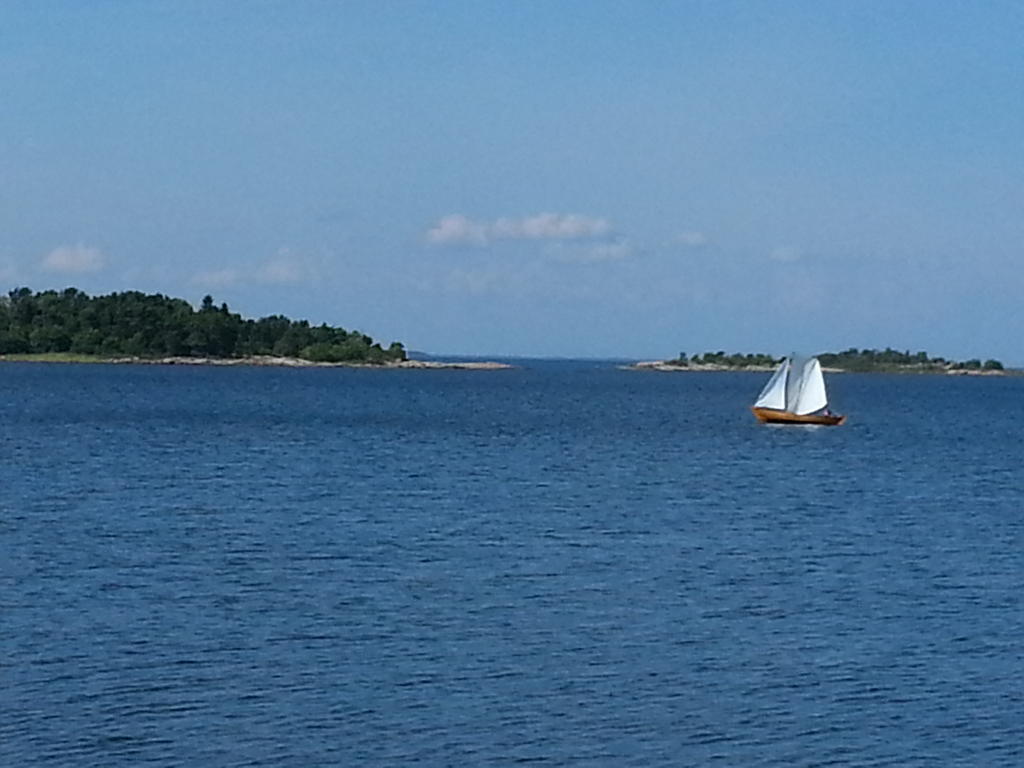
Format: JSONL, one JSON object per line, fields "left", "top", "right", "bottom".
{"left": 633, "top": 348, "right": 1008, "bottom": 375}
{"left": 0, "top": 286, "right": 410, "bottom": 365}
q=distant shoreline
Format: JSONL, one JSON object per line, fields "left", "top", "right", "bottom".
{"left": 626, "top": 360, "right": 1013, "bottom": 376}
{"left": 0, "top": 353, "right": 514, "bottom": 370}
{"left": 626, "top": 361, "right": 776, "bottom": 373}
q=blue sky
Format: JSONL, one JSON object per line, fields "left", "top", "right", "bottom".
{"left": 2, "top": 1, "right": 1022, "bottom": 362}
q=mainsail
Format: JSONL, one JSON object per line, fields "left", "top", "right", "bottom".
{"left": 784, "top": 355, "right": 810, "bottom": 410}
{"left": 792, "top": 358, "right": 827, "bottom": 415}
{"left": 753, "top": 356, "right": 828, "bottom": 415}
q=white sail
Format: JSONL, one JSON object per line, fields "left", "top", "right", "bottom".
{"left": 784, "top": 354, "right": 809, "bottom": 411}
{"left": 792, "top": 358, "right": 828, "bottom": 415}
{"left": 753, "top": 355, "right": 829, "bottom": 414}
{"left": 753, "top": 358, "right": 789, "bottom": 410}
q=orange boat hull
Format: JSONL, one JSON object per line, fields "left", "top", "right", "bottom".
{"left": 751, "top": 406, "right": 846, "bottom": 426}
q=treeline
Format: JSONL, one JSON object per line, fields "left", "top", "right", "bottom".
{"left": 666, "top": 347, "right": 1004, "bottom": 371}
{"left": 818, "top": 347, "right": 1003, "bottom": 372}
{"left": 669, "top": 351, "right": 780, "bottom": 367}
{"left": 0, "top": 287, "right": 406, "bottom": 363}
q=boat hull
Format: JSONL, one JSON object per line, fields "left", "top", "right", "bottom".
{"left": 751, "top": 406, "right": 846, "bottom": 426}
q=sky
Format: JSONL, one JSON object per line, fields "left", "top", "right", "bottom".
{"left": 2, "top": 1, "right": 1022, "bottom": 362}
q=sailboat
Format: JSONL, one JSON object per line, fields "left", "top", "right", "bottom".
{"left": 751, "top": 356, "right": 846, "bottom": 426}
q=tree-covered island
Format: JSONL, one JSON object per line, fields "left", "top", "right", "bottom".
{"left": 638, "top": 348, "right": 1007, "bottom": 374}
{"left": 0, "top": 287, "right": 406, "bottom": 364}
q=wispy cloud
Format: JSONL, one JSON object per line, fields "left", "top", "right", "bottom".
{"left": 494, "top": 213, "right": 611, "bottom": 240}
{"left": 254, "top": 249, "right": 310, "bottom": 284}
{"left": 190, "top": 249, "right": 317, "bottom": 289}
{"left": 42, "top": 244, "right": 105, "bottom": 273}
{"left": 426, "top": 213, "right": 612, "bottom": 246}
{"left": 425, "top": 215, "right": 488, "bottom": 246}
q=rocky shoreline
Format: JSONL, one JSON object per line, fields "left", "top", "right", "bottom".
{"left": 626, "top": 360, "right": 1009, "bottom": 375}
{"left": 626, "top": 360, "right": 777, "bottom": 373}
{"left": 0, "top": 354, "right": 514, "bottom": 370}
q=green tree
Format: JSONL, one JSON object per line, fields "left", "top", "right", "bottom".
{"left": 0, "top": 287, "right": 406, "bottom": 363}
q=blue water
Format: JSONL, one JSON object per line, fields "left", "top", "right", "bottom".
{"left": 2, "top": 361, "right": 1022, "bottom": 766}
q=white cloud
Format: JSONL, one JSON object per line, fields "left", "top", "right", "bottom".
{"left": 494, "top": 213, "right": 611, "bottom": 240}
{"left": 42, "top": 244, "right": 105, "bottom": 273}
{"left": 255, "top": 250, "right": 308, "bottom": 284}
{"left": 426, "top": 214, "right": 488, "bottom": 245}
{"left": 770, "top": 246, "right": 803, "bottom": 262}
{"left": 426, "top": 212, "right": 611, "bottom": 246}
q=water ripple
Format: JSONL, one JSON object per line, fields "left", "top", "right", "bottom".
{"left": 2, "top": 363, "right": 1023, "bottom": 765}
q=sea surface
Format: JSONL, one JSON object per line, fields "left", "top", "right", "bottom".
{"left": 2, "top": 360, "right": 1022, "bottom": 766}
